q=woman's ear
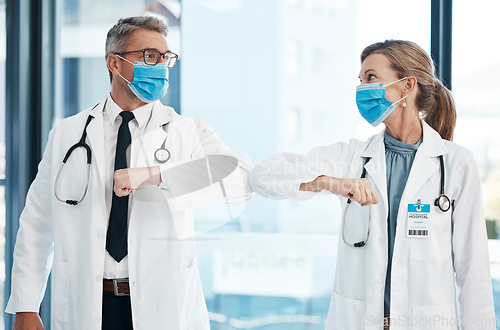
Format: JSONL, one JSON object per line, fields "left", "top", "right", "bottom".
{"left": 403, "top": 75, "right": 418, "bottom": 95}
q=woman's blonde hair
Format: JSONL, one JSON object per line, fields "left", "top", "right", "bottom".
{"left": 361, "top": 40, "right": 456, "bottom": 141}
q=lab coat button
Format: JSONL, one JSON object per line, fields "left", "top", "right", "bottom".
{"left": 376, "top": 279, "right": 383, "bottom": 285}
{"left": 93, "top": 315, "right": 101, "bottom": 324}
{"left": 95, "top": 275, "right": 101, "bottom": 283}
{"left": 97, "top": 231, "right": 105, "bottom": 239}
{"left": 379, "top": 238, "right": 385, "bottom": 245}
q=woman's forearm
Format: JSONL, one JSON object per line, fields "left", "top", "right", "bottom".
{"left": 299, "top": 175, "right": 332, "bottom": 192}
{"left": 300, "top": 176, "right": 378, "bottom": 206}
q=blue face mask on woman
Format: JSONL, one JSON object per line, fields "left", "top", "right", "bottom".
{"left": 117, "top": 55, "right": 169, "bottom": 103}
{"left": 356, "top": 77, "right": 407, "bottom": 126}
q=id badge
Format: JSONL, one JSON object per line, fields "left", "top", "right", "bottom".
{"left": 407, "top": 201, "right": 430, "bottom": 238}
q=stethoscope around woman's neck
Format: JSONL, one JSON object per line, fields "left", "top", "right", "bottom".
{"left": 341, "top": 154, "right": 452, "bottom": 248}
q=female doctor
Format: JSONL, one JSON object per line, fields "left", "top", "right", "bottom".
{"left": 249, "top": 40, "right": 495, "bottom": 329}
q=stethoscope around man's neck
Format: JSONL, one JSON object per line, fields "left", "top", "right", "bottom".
{"left": 341, "top": 154, "right": 452, "bottom": 248}
{"left": 54, "top": 102, "right": 171, "bottom": 206}
{"left": 54, "top": 113, "right": 95, "bottom": 206}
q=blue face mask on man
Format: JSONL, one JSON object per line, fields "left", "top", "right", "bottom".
{"left": 117, "top": 55, "right": 169, "bottom": 103}
{"left": 356, "top": 77, "right": 407, "bottom": 126}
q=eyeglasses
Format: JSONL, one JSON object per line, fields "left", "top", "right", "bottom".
{"left": 115, "top": 49, "right": 178, "bottom": 68}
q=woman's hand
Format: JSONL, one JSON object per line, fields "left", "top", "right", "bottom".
{"left": 300, "top": 176, "right": 379, "bottom": 206}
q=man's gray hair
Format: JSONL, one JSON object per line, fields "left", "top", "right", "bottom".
{"left": 105, "top": 16, "right": 168, "bottom": 81}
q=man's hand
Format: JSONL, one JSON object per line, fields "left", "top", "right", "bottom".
{"left": 300, "top": 176, "right": 378, "bottom": 206}
{"left": 13, "top": 312, "right": 44, "bottom": 330}
{"left": 114, "top": 166, "right": 162, "bottom": 197}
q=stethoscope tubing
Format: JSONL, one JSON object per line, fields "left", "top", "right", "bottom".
{"left": 341, "top": 200, "right": 371, "bottom": 248}
{"left": 342, "top": 155, "right": 451, "bottom": 248}
{"left": 54, "top": 163, "right": 91, "bottom": 205}
{"left": 54, "top": 103, "right": 172, "bottom": 205}
{"left": 54, "top": 113, "right": 95, "bottom": 205}
{"left": 342, "top": 157, "right": 371, "bottom": 248}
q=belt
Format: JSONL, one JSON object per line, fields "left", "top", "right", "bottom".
{"left": 103, "top": 278, "right": 130, "bottom": 296}
{"left": 384, "top": 314, "right": 391, "bottom": 330}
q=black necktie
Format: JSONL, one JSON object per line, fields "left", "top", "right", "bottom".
{"left": 106, "top": 111, "right": 135, "bottom": 262}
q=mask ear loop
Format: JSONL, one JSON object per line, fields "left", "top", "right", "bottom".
{"left": 385, "top": 76, "right": 408, "bottom": 87}
{"left": 119, "top": 74, "right": 131, "bottom": 84}
{"left": 386, "top": 77, "right": 409, "bottom": 108}
{"left": 116, "top": 54, "right": 134, "bottom": 65}
{"left": 115, "top": 54, "right": 134, "bottom": 83}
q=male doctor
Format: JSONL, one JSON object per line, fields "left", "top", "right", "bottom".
{"left": 6, "top": 16, "right": 252, "bottom": 329}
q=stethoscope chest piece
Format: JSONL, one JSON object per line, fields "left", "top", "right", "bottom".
{"left": 435, "top": 194, "right": 451, "bottom": 212}
{"left": 155, "top": 148, "right": 171, "bottom": 163}
{"left": 434, "top": 155, "right": 451, "bottom": 212}
{"left": 154, "top": 122, "right": 171, "bottom": 164}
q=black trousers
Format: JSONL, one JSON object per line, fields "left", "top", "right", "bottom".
{"left": 102, "top": 291, "right": 133, "bottom": 330}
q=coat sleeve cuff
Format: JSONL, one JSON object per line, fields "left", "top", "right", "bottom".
{"left": 5, "top": 298, "right": 40, "bottom": 314}
{"left": 157, "top": 160, "right": 187, "bottom": 190}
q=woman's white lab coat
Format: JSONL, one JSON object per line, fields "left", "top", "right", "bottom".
{"left": 249, "top": 121, "right": 495, "bottom": 329}
{"left": 5, "top": 99, "right": 253, "bottom": 329}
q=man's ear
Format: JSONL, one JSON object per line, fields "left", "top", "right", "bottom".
{"left": 107, "top": 53, "right": 120, "bottom": 76}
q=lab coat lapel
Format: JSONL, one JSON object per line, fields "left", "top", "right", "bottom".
{"left": 361, "top": 130, "right": 389, "bottom": 216}
{"left": 400, "top": 149, "right": 438, "bottom": 206}
{"left": 400, "top": 121, "right": 447, "bottom": 204}
{"left": 86, "top": 100, "right": 106, "bottom": 187}
{"left": 135, "top": 101, "right": 171, "bottom": 168}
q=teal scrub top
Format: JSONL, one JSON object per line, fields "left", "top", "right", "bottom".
{"left": 383, "top": 131, "right": 422, "bottom": 314}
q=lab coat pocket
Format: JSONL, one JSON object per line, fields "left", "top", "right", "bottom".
{"left": 174, "top": 261, "right": 208, "bottom": 329}
{"left": 326, "top": 292, "right": 366, "bottom": 329}
{"left": 410, "top": 208, "right": 452, "bottom": 261}
{"left": 412, "top": 304, "right": 457, "bottom": 330}
{"left": 52, "top": 261, "right": 69, "bottom": 323}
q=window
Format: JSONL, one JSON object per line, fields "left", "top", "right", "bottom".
{"left": 6, "top": 1, "right": 499, "bottom": 328}
{"left": 182, "top": 1, "right": 431, "bottom": 327}
{"left": 453, "top": 1, "right": 500, "bottom": 325}
{"left": 452, "top": 0, "right": 500, "bottom": 237}
{"left": 0, "top": 1, "right": 6, "bottom": 328}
